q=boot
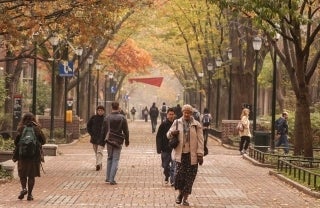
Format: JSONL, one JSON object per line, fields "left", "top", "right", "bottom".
{"left": 182, "top": 194, "right": 189, "bottom": 206}
{"left": 175, "top": 191, "right": 183, "bottom": 204}
{"left": 18, "top": 189, "right": 27, "bottom": 200}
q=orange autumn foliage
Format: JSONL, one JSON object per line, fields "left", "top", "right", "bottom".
{"left": 101, "top": 39, "right": 153, "bottom": 74}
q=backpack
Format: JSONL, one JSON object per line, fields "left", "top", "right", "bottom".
{"left": 202, "top": 114, "right": 211, "bottom": 127}
{"left": 275, "top": 117, "right": 285, "bottom": 134}
{"left": 18, "top": 126, "right": 38, "bottom": 158}
{"left": 161, "top": 105, "right": 166, "bottom": 113}
{"left": 150, "top": 107, "right": 158, "bottom": 117}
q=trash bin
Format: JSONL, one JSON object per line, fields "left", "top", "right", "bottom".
{"left": 253, "top": 131, "right": 270, "bottom": 152}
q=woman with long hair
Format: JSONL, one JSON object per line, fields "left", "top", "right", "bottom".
{"left": 239, "top": 108, "right": 251, "bottom": 154}
{"left": 13, "top": 112, "right": 46, "bottom": 201}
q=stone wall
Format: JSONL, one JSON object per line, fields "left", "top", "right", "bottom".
{"left": 38, "top": 116, "right": 80, "bottom": 140}
{"left": 221, "top": 120, "right": 240, "bottom": 144}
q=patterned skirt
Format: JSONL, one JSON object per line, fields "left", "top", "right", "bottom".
{"left": 174, "top": 153, "right": 198, "bottom": 195}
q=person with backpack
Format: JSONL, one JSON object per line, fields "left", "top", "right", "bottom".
{"left": 238, "top": 108, "right": 251, "bottom": 155}
{"left": 160, "top": 102, "right": 167, "bottom": 123}
{"left": 200, "top": 108, "right": 212, "bottom": 156}
{"left": 275, "top": 112, "right": 289, "bottom": 154}
{"left": 149, "top": 102, "right": 159, "bottom": 133}
{"left": 13, "top": 112, "right": 46, "bottom": 201}
{"left": 192, "top": 104, "right": 200, "bottom": 122}
{"left": 87, "top": 105, "right": 106, "bottom": 171}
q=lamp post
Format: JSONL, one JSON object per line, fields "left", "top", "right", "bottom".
{"left": 252, "top": 36, "right": 262, "bottom": 132}
{"left": 271, "top": 33, "right": 280, "bottom": 151}
{"left": 215, "top": 58, "right": 222, "bottom": 128}
{"left": 87, "top": 55, "right": 93, "bottom": 121}
{"left": 95, "top": 63, "right": 102, "bottom": 106}
{"left": 32, "top": 32, "right": 39, "bottom": 115}
{"left": 198, "top": 72, "right": 204, "bottom": 113}
{"left": 207, "top": 63, "right": 213, "bottom": 111}
{"left": 49, "top": 34, "right": 59, "bottom": 143}
{"left": 227, "top": 49, "right": 233, "bottom": 119}
{"left": 75, "top": 47, "right": 83, "bottom": 117}
{"left": 108, "top": 72, "right": 114, "bottom": 100}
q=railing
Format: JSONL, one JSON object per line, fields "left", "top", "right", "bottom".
{"left": 278, "top": 158, "right": 320, "bottom": 190}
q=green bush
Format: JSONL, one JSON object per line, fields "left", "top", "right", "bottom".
{"left": 0, "top": 136, "right": 14, "bottom": 151}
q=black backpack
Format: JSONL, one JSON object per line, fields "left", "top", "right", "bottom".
{"left": 19, "top": 126, "right": 38, "bottom": 158}
{"left": 202, "top": 114, "right": 211, "bottom": 127}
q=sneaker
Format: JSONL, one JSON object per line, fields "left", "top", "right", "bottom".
{"left": 182, "top": 199, "right": 189, "bottom": 206}
{"left": 18, "top": 189, "right": 27, "bottom": 200}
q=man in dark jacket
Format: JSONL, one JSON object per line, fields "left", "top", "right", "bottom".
{"left": 87, "top": 105, "right": 105, "bottom": 171}
{"left": 149, "top": 102, "right": 159, "bottom": 133}
{"left": 101, "top": 102, "right": 129, "bottom": 185}
{"left": 156, "top": 107, "right": 175, "bottom": 185}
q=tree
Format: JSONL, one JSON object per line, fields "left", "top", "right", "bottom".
{"left": 215, "top": 0, "right": 320, "bottom": 157}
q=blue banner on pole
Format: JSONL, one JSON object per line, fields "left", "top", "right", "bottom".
{"left": 59, "top": 61, "right": 74, "bottom": 77}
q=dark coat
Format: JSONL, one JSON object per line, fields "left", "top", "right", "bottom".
{"left": 149, "top": 106, "right": 159, "bottom": 118}
{"left": 14, "top": 122, "right": 46, "bottom": 178}
{"left": 156, "top": 119, "right": 173, "bottom": 154}
{"left": 101, "top": 112, "right": 129, "bottom": 145}
{"left": 87, "top": 114, "right": 105, "bottom": 146}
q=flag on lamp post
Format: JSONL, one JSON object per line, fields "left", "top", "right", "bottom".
{"left": 128, "top": 77, "right": 163, "bottom": 87}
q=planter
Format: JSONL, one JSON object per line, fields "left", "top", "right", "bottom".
{"left": 0, "top": 151, "right": 14, "bottom": 163}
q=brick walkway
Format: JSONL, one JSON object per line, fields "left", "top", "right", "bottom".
{"left": 0, "top": 120, "right": 320, "bottom": 207}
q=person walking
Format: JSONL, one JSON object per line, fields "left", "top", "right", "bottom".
{"left": 200, "top": 108, "right": 212, "bottom": 156}
{"left": 101, "top": 101, "right": 129, "bottom": 185}
{"left": 87, "top": 105, "right": 105, "bottom": 171}
{"left": 160, "top": 102, "right": 167, "bottom": 123}
{"left": 167, "top": 104, "right": 204, "bottom": 206}
{"left": 174, "top": 104, "right": 183, "bottom": 119}
{"left": 13, "top": 112, "right": 46, "bottom": 201}
{"left": 149, "top": 102, "right": 159, "bottom": 133}
{"left": 142, "top": 106, "right": 149, "bottom": 122}
{"left": 130, "top": 107, "right": 136, "bottom": 121}
{"left": 238, "top": 108, "right": 252, "bottom": 155}
{"left": 156, "top": 107, "right": 176, "bottom": 186}
{"left": 275, "top": 111, "right": 289, "bottom": 154}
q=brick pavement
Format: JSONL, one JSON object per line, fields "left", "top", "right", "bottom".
{"left": 0, "top": 120, "right": 320, "bottom": 208}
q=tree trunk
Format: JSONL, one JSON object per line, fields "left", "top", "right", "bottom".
{"left": 294, "top": 93, "right": 313, "bottom": 157}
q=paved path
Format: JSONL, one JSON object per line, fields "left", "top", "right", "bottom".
{"left": 0, "top": 120, "right": 320, "bottom": 208}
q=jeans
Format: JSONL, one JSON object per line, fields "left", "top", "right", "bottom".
{"left": 275, "top": 134, "right": 289, "bottom": 154}
{"left": 106, "top": 144, "right": 122, "bottom": 183}
{"left": 161, "top": 152, "right": 175, "bottom": 184}
{"left": 151, "top": 118, "right": 157, "bottom": 133}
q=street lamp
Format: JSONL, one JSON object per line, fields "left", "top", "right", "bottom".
{"left": 252, "top": 36, "right": 262, "bottom": 132}
{"left": 95, "top": 63, "right": 102, "bottom": 106}
{"left": 32, "top": 32, "right": 39, "bottom": 115}
{"left": 207, "top": 62, "right": 213, "bottom": 111}
{"left": 215, "top": 57, "right": 222, "bottom": 128}
{"left": 48, "top": 33, "right": 59, "bottom": 143}
{"left": 108, "top": 72, "right": 114, "bottom": 100}
{"left": 271, "top": 33, "right": 280, "bottom": 151}
{"left": 87, "top": 55, "right": 94, "bottom": 121}
{"left": 198, "top": 72, "right": 204, "bottom": 113}
{"left": 75, "top": 47, "right": 83, "bottom": 117}
{"left": 227, "top": 49, "right": 233, "bottom": 119}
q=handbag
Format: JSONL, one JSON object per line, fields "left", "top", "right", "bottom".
{"left": 236, "top": 121, "right": 244, "bottom": 132}
{"left": 169, "top": 120, "right": 179, "bottom": 149}
{"left": 105, "top": 119, "right": 125, "bottom": 148}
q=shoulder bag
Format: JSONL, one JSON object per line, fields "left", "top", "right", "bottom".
{"left": 169, "top": 120, "right": 179, "bottom": 149}
{"left": 105, "top": 118, "right": 125, "bottom": 148}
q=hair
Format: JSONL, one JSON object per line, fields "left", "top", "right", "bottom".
{"left": 282, "top": 111, "right": 288, "bottom": 116}
{"left": 163, "top": 102, "right": 166, "bottom": 105}
{"left": 17, "top": 112, "right": 38, "bottom": 130}
{"left": 167, "top": 107, "right": 175, "bottom": 113}
{"left": 240, "top": 108, "right": 250, "bottom": 119}
{"left": 182, "top": 104, "right": 193, "bottom": 112}
{"left": 96, "top": 105, "right": 105, "bottom": 111}
{"left": 111, "top": 101, "right": 120, "bottom": 110}
{"left": 203, "top": 108, "right": 209, "bottom": 114}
